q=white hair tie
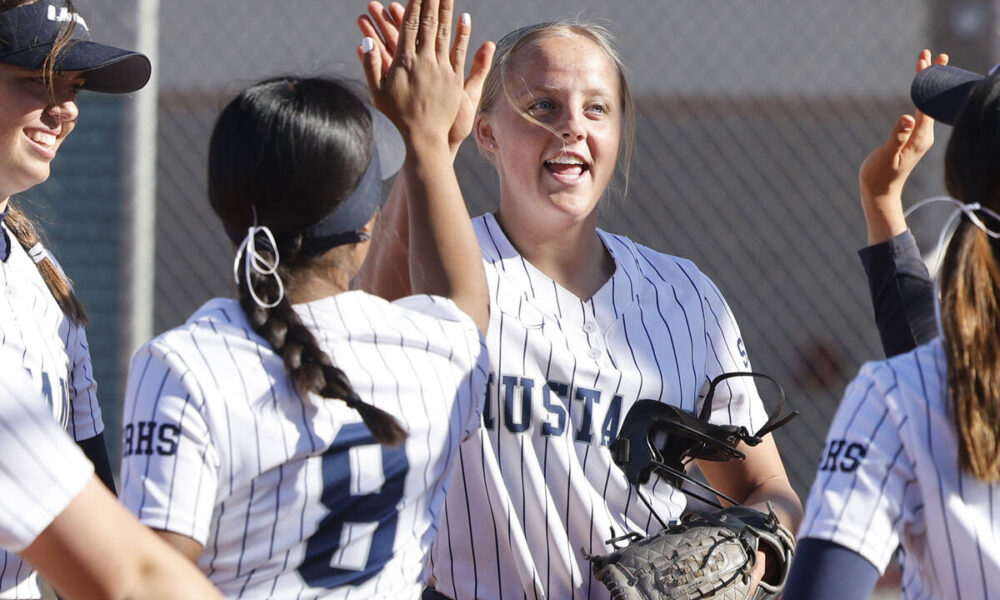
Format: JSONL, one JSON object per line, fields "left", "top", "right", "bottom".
{"left": 905, "top": 195, "right": 1000, "bottom": 274}
{"left": 27, "top": 243, "right": 50, "bottom": 265}
{"left": 904, "top": 195, "right": 1000, "bottom": 336}
{"left": 232, "top": 209, "right": 284, "bottom": 309}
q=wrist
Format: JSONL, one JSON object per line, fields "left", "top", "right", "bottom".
{"left": 403, "top": 131, "right": 452, "bottom": 155}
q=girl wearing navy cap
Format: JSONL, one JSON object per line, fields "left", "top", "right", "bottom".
{"left": 788, "top": 52, "right": 1000, "bottom": 600}
{"left": 0, "top": 0, "right": 150, "bottom": 597}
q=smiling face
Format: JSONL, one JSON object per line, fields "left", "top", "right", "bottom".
{"left": 0, "top": 63, "right": 82, "bottom": 206}
{"left": 476, "top": 33, "right": 623, "bottom": 231}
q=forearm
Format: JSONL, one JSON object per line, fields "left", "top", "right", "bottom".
{"left": 860, "top": 187, "right": 908, "bottom": 246}
{"left": 698, "top": 437, "right": 803, "bottom": 534}
{"left": 22, "top": 477, "right": 220, "bottom": 600}
{"left": 404, "top": 135, "right": 488, "bottom": 331}
{"left": 740, "top": 475, "right": 804, "bottom": 535}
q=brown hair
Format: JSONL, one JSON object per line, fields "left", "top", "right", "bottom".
{"left": 478, "top": 20, "right": 636, "bottom": 200}
{"left": 1, "top": 0, "right": 87, "bottom": 325}
{"left": 939, "top": 71, "right": 1000, "bottom": 481}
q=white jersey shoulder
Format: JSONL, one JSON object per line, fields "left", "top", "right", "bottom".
{"left": 120, "top": 292, "right": 487, "bottom": 599}
{"left": 0, "top": 229, "right": 102, "bottom": 440}
{"left": 0, "top": 358, "right": 92, "bottom": 555}
{"left": 429, "top": 215, "right": 765, "bottom": 600}
{"left": 800, "top": 338, "right": 1000, "bottom": 600}
{"left": 0, "top": 226, "right": 102, "bottom": 599}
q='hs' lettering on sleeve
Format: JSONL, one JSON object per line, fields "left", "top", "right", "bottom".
{"left": 122, "top": 421, "right": 181, "bottom": 457}
{"left": 818, "top": 438, "right": 867, "bottom": 473}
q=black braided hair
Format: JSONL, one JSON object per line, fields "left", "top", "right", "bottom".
{"left": 209, "top": 76, "right": 405, "bottom": 446}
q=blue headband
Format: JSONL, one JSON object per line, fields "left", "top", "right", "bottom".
{"left": 222, "top": 145, "right": 384, "bottom": 256}
{"left": 298, "top": 145, "right": 383, "bottom": 255}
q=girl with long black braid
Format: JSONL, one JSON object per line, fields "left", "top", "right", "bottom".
{"left": 212, "top": 77, "right": 406, "bottom": 445}
{"left": 119, "top": 0, "right": 491, "bottom": 597}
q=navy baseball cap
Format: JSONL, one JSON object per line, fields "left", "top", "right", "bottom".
{"left": 0, "top": 1, "right": 150, "bottom": 94}
{"left": 911, "top": 61, "right": 1000, "bottom": 125}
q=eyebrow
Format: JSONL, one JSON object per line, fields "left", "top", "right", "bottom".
{"left": 516, "top": 84, "right": 616, "bottom": 100}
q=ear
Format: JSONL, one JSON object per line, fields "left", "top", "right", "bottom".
{"left": 475, "top": 114, "right": 496, "bottom": 152}
{"left": 359, "top": 212, "right": 378, "bottom": 241}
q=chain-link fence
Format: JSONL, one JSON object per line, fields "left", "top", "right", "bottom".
{"left": 38, "top": 0, "right": 996, "bottom": 550}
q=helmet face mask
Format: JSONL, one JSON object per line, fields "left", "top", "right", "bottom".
{"left": 611, "top": 372, "right": 798, "bottom": 509}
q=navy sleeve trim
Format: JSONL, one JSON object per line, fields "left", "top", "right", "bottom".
{"left": 784, "top": 538, "right": 881, "bottom": 600}
{"left": 858, "top": 230, "right": 937, "bottom": 358}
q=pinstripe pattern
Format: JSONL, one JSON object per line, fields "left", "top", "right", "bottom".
{"left": 428, "top": 214, "right": 766, "bottom": 600}
{"left": 119, "top": 292, "right": 487, "bottom": 599}
{"left": 0, "top": 359, "right": 93, "bottom": 554}
{"left": 800, "top": 338, "right": 1000, "bottom": 599}
{"left": 0, "top": 225, "right": 103, "bottom": 599}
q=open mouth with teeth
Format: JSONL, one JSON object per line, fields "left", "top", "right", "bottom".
{"left": 544, "top": 154, "right": 589, "bottom": 179}
{"left": 26, "top": 130, "right": 57, "bottom": 149}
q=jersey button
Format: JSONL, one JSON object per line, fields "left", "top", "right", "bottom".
{"left": 586, "top": 347, "right": 601, "bottom": 360}
{"left": 582, "top": 320, "right": 598, "bottom": 334}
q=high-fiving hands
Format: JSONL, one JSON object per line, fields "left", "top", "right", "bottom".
{"left": 358, "top": 0, "right": 494, "bottom": 154}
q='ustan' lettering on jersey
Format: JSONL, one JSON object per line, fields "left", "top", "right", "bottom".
{"left": 482, "top": 372, "right": 623, "bottom": 447}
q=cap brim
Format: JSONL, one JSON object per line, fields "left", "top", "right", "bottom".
{"left": 367, "top": 106, "right": 405, "bottom": 180}
{"left": 911, "top": 64, "right": 983, "bottom": 125}
{"left": 0, "top": 39, "right": 150, "bottom": 94}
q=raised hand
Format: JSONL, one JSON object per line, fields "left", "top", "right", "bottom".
{"left": 360, "top": 0, "right": 465, "bottom": 145}
{"left": 358, "top": 0, "right": 494, "bottom": 154}
{"left": 355, "top": 0, "right": 491, "bottom": 334}
{"left": 858, "top": 49, "right": 948, "bottom": 245}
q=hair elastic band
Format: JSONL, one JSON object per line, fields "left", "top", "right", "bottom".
{"left": 904, "top": 195, "right": 1000, "bottom": 336}
{"left": 27, "top": 243, "right": 50, "bottom": 265}
{"left": 905, "top": 195, "right": 1000, "bottom": 274}
{"left": 233, "top": 208, "right": 285, "bottom": 309}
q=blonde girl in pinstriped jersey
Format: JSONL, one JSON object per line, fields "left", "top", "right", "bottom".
{"left": 357, "top": 4, "right": 803, "bottom": 598}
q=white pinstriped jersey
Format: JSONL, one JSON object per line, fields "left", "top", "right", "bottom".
{"left": 0, "top": 225, "right": 103, "bottom": 599}
{"left": 120, "top": 292, "right": 488, "bottom": 599}
{"left": 428, "top": 214, "right": 768, "bottom": 600}
{"left": 800, "top": 338, "right": 1000, "bottom": 600}
{"left": 0, "top": 355, "right": 93, "bottom": 553}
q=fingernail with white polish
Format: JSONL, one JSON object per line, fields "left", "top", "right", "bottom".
{"left": 460, "top": 13, "right": 470, "bottom": 26}
{"left": 362, "top": 37, "right": 375, "bottom": 53}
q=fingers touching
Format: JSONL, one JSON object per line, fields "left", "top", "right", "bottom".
{"left": 360, "top": 0, "right": 474, "bottom": 73}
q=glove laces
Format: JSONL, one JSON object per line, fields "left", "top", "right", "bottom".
{"left": 232, "top": 208, "right": 285, "bottom": 309}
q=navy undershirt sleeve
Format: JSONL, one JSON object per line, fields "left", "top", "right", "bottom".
{"left": 784, "top": 538, "right": 881, "bottom": 600}
{"left": 77, "top": 433, "right": 118, "bottom": 495}
{"left": 858, "top": 230, "right": 937, "bottom": 358}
